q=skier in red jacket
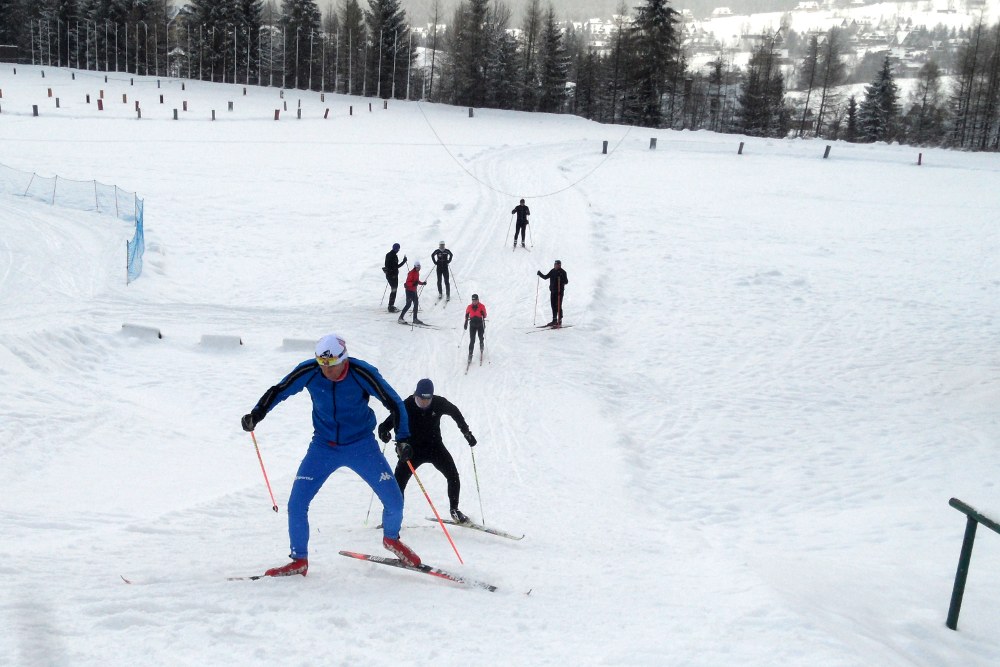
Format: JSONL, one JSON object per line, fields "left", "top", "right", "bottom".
{"left": 398, "top": 261, "right": 427, "bottom": 325}
{"left": 464, "top": 294, "right": 487, "bottom": 362}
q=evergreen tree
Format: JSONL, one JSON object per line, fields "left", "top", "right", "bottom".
{"left": 519, "top": 0, "right": 543, "bottom": 111}
{"left": 857, "top": 54, "right": 900, "bottom": 142}
{"left": 281, "top": 0, "right": 321, "bottom": 89}
{"left": 258, "top": 0, "right": 286, "bottom": 87}
{"left": 236, "top": 0, "right": 265, "bottom": 85}
{"left": 338, "top": 0, "right": 366, "bottom": 94}
{"left": 845, "top": 94, "right": 858, "bottom": 142}
{"left": 440, "top": 1, "right": 468, "bottom": 104}
{"left": 627, "top": 0, "right": 681, "bottom": 127}
{"left": 444, "top": 0, "right": 489, "bottom": 107}
{"left": 0, "top": 0, "right": 36, "bottom": 63}
{"left": 187, "top": 0, "right": 239, "bottom": 82}
{"left": 536, "top": 6, "right": 568, "bottom": 113}
{"left": 736, "top": 37, "right": 788, "bottom": 137}
{"left": 320, "top": 5, "right": 339, "bottom": 92}
{"left": 573, "top": 49, "right": 605, "bottom": 120}
{"left": 364, "top": 0, "right": 413, "bottom": 99}
{"left": 605, "top": 3, "right": 632, "bottom": 124}
{"left": 482, "top": 3, "right": 517, "bottom": 109}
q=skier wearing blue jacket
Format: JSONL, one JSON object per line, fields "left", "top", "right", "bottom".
{"left": 241, "top": 333, "right": 421, "bottom": 577}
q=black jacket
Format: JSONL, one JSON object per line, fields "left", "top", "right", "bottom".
{"left": 431, "top": 248, "right": 453, "bottom": 268}
{"left": 379, "top": 395, "right": 470, "bottom": 448}
{"left": 512, "top": 204, "right": 530, "bottom": 223}
{"left": 384, "top": 250, "right": 406, "bottom": 275}
{"left": 538, "top": 267, "right": 568, "bottom": 293}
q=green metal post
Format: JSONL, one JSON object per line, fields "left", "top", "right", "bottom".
{"left": 946, "top": 516, "right": 978, "bottom": 630}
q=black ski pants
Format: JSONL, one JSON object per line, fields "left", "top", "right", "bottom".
{"left": 514, "top": 222, "right": 528, "bottom": 245}
{"left": 436, "top": 265, "right": 451, "bottom": 298}
{"left": 549, "top": 290, "right": 564, "bottom": 323}
{"left": 399, "top": 289, "right": 419, "bottom": 320}
{"left": 386, "top": 273, "right": 399, "bottom": 308}
{"left": 394, "top": 444, "right": 461, "bottom": 511}
{"left": 468, "top": 320, "right": 485, "bottom": 357}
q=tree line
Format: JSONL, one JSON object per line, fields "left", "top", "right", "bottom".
{"left": 2, "top": 0, "right": 997, "bottom": 151}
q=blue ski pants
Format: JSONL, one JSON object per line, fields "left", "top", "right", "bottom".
{"left": 286, "top": 435, "right": 403, "bottom": 559}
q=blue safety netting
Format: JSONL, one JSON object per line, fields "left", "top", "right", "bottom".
{"left": 126, "top": 198, "right": 145, "bottom": 284}
{"left": 0, "top": 161, "right": 146, "bottom": 283}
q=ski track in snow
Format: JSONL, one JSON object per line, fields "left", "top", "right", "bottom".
{"left": 1, "top": 65, "right": 999, "bottom": 666}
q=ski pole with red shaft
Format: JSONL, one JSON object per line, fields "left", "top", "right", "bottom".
{"left": 408, "top": 460, "right": 463, "bottom": 564}
{"left": 250, "top": 431, "right": 279, "bottom": 512}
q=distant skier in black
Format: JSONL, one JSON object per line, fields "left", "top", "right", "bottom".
{"left": 383, "top": 243, "right": 407, "bottom": 312}
{"left": 464, "top": 294, "right": 487, "bottom": 362}
{"left": 431, "top": 241, "right": 454, "bottom": 301}
{"left": 537, "top": 259, "right": 568, "bottom": 326}
{"left": 511, "top": 198, "right": 530, "bottom": 248}
{"left": 378, "top": 378, "right": 478, "bottom": 525}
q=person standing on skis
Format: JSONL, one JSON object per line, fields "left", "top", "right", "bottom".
{"left": 241, "top": 333, "right": 421, "bottom": 577}
{"left": 464, "top": 294, "right": 487, "bottom": 362}
{"left": 398, "top": 261, "right": 427, "bottom": 325}
{"left": 537, "top": 260, "right": 568, "bottom": 326}
{"left": 378, "top": 378, "right": 478, "bottom": 525}
{"left": 383, "top": 243, "right": 407, "bottom": 313}
{"left": 511, "top": 199, "right": 530, "bottom": 248}
{"left": 431, "top": 241, "right": 453, "bottom": 301}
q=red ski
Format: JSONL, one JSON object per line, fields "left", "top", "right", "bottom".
{"left": 339, "top": 550, "right": 497, "bottom": 592}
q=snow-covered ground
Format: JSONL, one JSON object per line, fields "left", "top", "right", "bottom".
{"left": 1, "top": 64, "right": 998, "bottom": 666}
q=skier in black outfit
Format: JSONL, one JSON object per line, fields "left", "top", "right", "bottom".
{"left": 431, "top": 241, "right": 454, "bottom": 300}
{"left": 378, "top": 378, "right": 478, "bottom": 524}
{"left": 383, "top": 243, "right": 407, "bottom": 312}
{"left": 537, "top": 259, "right": 568, "bottom": 326}
{"left": 511, "top": 199, "right": 530, "bottom": 248}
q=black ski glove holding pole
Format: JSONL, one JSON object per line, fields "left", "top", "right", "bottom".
{"left": 241, "top": 409, "right": 264, "bottom": 432}
{"left": 463, "top": 431, "right": 477, "bottom": 447}
{"left": 395, "top": 439, "right": 413, "bottom": 461}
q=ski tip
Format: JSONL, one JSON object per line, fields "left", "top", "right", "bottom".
{"left": 120, "top": 575, "right": 133, "bottom": 584}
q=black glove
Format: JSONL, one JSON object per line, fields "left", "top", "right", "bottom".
{"left": 463, "top": 321, "right": 468, "bottom": 330}
{"left": 537, "top": 271, "right": 543, "bottom": 277}
{"left": 402, "top": 255, "right": 407, "bottom": 263}
{"left": 378, "top": 423, "right": 393, "bottom": 444}
{"left": 241, "top": 412, "right": 258, "bottom": 432}
{"left": 395, "top": 440, "right": 413, "bottom": 462}
{"left": 464, "top": 431, "right": 477, "bottom": 447}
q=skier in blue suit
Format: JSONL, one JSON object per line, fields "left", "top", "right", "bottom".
{"left": 242, "top": 333, "right": 422, "bottom": 577}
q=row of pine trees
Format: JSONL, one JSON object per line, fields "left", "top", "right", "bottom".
{"left": 1, "top": 0, "right": 998, "bottom": 150}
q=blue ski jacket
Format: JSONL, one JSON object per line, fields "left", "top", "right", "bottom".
{"left": 250, "top": 358, "right": 410, "bottom": 446}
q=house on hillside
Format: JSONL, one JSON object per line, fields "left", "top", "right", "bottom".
{"left": 712, "top": 7, "right": 734, "bottom": 17}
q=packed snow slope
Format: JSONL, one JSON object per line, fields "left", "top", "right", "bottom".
{"left": 1, "top": 65, "right": 998, "bottom": 666}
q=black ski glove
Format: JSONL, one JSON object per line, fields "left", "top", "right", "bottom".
{"left": 402, "top": 255, "right": 408, "bottom": 263}
{"left": 378, "top": 423, "right": 393, "bottom": 444}
{"left": 395, "top": 440, "right": 413, "bottom": 462}
{"left": 463, "top": 431, "right": 477, "bottom": 447}
{"left": 241, "top": 409, "right": 263, "bottom": 432}
{"left": 463, "top": 321, "right": 468, "bottom": 331}
{"left": 536, "top": 271, "right": 543, "bottom": 278}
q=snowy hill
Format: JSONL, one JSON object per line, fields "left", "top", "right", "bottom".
{"left": 0, "top": 64, "right": 998, "bottom": 666}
